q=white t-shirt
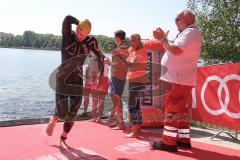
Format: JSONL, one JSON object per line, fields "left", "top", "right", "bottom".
{"left": 103, "top": 58, "right": 110, "bottom": 78}
{"left": 85, "top": 56, "right": 99, "bottom": 83}
{"left": 161, "top": 24, "right": 202, "bottom": 86}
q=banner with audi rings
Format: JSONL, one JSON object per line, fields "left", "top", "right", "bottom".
{"left": 191, "top": 63, "right": 240, "bottom": 130}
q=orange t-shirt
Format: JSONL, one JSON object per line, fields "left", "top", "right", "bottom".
{"left": 126, "top": 40, "right": 164, "bottom": 84}
{"left": 127, "top": 47, "right": 148, "bottom": 84}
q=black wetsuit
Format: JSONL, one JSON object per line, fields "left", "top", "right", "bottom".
{"left": 55, "top": 15, "right": 103, "bottom": 133}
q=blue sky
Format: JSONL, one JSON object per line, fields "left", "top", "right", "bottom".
{"left": 0, "top": 0, "right": 188, "bottom": 39}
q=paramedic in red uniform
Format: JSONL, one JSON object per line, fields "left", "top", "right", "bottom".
{"left": 152, "top": 9, "right": 202, "bottom": 152}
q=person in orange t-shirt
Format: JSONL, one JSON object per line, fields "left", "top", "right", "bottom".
{"left": 125, "top": 33, "right": 147, "bottom": 138}
{"left": 125, "top": 34, "right": 164, "bottom": 138}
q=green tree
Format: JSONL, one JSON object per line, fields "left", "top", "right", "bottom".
{"left": 54, "top": 36, "right": 62, "bottom": 49}
{"left": 0, "top": 33, "right": 14, "bottom": 47}
{"left": 187, "top": 0, "right": 240, "bottom": 64}
{"left": 13, "top": 35, "right": 23, "bottom": 47}
{"left": 32, "top": 37, "right": 41, "bottom": 48}
{"left": 23, "top": 31, "right": 35, "bottom": 47}
{"left": 0, "top": 34, "right": 3, "bottom": 46}
{"left": 6, "top": 34, "right": 14, "bottom": 47}
{"left": 95, "top": 35, "right": 114, "bottom": 53}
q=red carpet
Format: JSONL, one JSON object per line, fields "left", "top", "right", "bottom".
{"left": 0, "top": 121, "right": 239, "bottom": 160}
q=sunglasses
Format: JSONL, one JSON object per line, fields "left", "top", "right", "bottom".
{"left": 175, "top": 18, "right": 182, "bottom": 22}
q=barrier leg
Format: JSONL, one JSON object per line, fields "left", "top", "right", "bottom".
{"left": 235, "top": 130, "right": 238, "bottom": 140}
{"left": 225, "top": 131, "right": 238, "bottom": 140}
{"left": 211, "top": 131, "right": 223, "bottom": 140}
{"left": 211, "top": 130, "right": 239, "bottom": 141}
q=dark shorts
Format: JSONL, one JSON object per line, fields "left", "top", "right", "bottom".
{"left": 110, "top": 77, "right": 126, "bottom": 96}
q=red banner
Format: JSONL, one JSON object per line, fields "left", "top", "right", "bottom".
{"left": 191, "top": 63, "right": 240, "bottom": 130}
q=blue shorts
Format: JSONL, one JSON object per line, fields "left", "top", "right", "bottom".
{"left": 110, "top": 77, "right": 126, "bottom": 96}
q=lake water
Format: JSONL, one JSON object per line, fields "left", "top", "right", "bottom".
{"left": 0, "top": 48, "right": 61, "bottom": 121}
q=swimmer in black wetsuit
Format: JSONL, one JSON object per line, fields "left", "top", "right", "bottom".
{"left": 46, "top": 15, "right": 104, "bottom": 148}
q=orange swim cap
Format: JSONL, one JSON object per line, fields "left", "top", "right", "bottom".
{"left": 78, "top": 19, "right": 91, "bottom": 34}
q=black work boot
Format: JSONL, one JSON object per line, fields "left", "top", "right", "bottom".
{"left": 177, "top": 141, "right": 192, "bottom": 149}
{"left": 151, "top": 141, "right": 177, "bottom": 152}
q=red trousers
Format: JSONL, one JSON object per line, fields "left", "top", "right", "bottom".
{"left": 162, "top": 83, "right": 192, "bottom": 146}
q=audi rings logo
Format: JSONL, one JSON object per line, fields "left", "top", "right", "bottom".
{"left": 201, "top": 74, "right": 240, "bottom": 119}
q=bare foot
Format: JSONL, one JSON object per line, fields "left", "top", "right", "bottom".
{"left": 60, "top": 136, "right": 70, "bottom": 149}
{"left": 108, "top": 121, "right": 118, "bottom": 128}
{"left": 96, "top": 117, "right": 101, "bottom": 123}
{"left": 89, "top": 118, "right": 97, "bottom": 122}
{"left": 112, "top": 124, "right": 125, "bottom": 130}
{"left": 125, "top": 132, "right": 139, "bottom": 138}
{"left": 46, "top": 116, "right": 58, "bottom": 136}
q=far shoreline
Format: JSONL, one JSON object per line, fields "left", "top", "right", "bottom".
{"left": 0, "top": 46, "right": 110, "bottom": 54}
{"left": 0, "top": 46, "right": 59, "bottom": 51}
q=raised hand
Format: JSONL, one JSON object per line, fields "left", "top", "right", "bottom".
{"left": 153, "top": 27, "right": 169, "bottom": 42}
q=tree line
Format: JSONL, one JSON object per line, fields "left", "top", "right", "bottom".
{"left": 187, "top": 0, "right": 240, "bottom": 64}
{"left": 0, "top": 31, "right": 114, "bottom": 52}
